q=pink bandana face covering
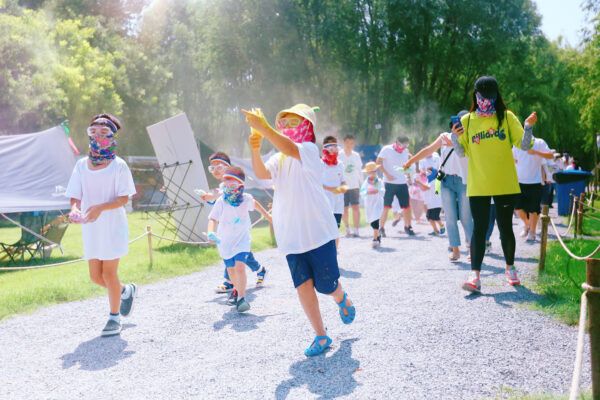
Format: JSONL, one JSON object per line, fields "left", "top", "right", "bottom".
{"left": 393, "top": 142, "right": 407, "bottom": 153}
{"left": 277, "top": 118, "right": 315, "bottom": 143}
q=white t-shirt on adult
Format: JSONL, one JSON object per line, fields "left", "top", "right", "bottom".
{"left": 513, "top": 138, "right": 551, "bottom": 184}
{"left": 338, "top": 150, "right": 363, "bottom": 189}
{"left": 265, "top": 142, "right": 339, "bottom": 255}
{"left": 208, "top": 193, "right": 254, "bottom": 260}
{"left": 65, "top": 157, "right": 137, "bottom": 260}
{"left": 439, "top": 132, "right": 468, "bottom": 184}
{"left": 322, "top": 161, "right": 345, "bottom": 214}
{"left": 377, "top": 144, "right": 409, "bottom": 184}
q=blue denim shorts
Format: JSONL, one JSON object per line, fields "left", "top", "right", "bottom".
{"left": 223, "top": 252, "right": 252, "bottom": 268}
{"left": 285, "top": 240, "right": 340, "bottom": 294}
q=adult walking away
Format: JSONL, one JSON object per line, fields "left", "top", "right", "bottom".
{"left": 377, "top": 136, "right": 415, "bottom": 236}
{"left": 339, "top": 135, "right": 363, "bottom": 238}
{"left": 513, "top": 137, "right": 554, "bottom": 242}
{"left": 404, "top": 111, "right": 473, "bottom": 262}
{"left": 451, "top": 76, "right": 536, "bottom": 293}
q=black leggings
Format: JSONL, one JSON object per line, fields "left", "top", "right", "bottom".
{"left": 469, "top": 195, "right": 518, "bottom": 271}
{"left": 370, "top": 220, "right": 380, "bottom": 230}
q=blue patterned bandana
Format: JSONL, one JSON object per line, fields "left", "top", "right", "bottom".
{"left": 475, "top": 92, "right": 496, "bottom": 117}
{"left": 222, "top": 184, "right": 244, "bottom": 207}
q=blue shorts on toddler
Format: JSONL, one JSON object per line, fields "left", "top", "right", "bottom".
{"left": 223, "top": 252, "right": 252, "bottom": 268}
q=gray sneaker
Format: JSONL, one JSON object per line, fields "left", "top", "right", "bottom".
{"left": 236, "top": 298, "right": 250, "bottom": 313}
{"left": 120, "top": 283, "right": 137, "bottom": 317}
{"left": 101, "top": 318, "right": 122, "bottom": 337}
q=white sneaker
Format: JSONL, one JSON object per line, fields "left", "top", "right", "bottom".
{"left": 520, "top": 227, "right": 529, "bottom": 238}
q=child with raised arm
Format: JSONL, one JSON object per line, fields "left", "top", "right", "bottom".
{"left": 206, "top": 166, "right": 272, "bottom": 313}
{"left": 360, "top": 162, "right": 384, "bottom": 248}
{"left": 65, "top": 114, "right": 137, "bottom": 337}
{"left": 201, "top": 152, "right": 268, "bottom": 295}
{"left": 242, "top": 104, "right": 356, "bottom": 357}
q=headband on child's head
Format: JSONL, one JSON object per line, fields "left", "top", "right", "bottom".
{"left": 90, "top": 118, "right": 118, "bottom": 134}
{"left": 222, "top": 173, "right": 244, "bottom": 184}
{"left": 209, "top": 156, "right": 231, "bottom": 166}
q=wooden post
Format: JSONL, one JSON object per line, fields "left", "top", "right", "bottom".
{"left": 146, "top": 225, "right": 153, "bottom": 270}
{"left": 587, "top": 258, "right": 600, "bottom": 400}
{"left": 538, "top": 205, "right": 550, "bottom": 272}
{"left": 577, "top": 193, "right": 585, "bottom": 237}
{"left": 573, "top": 195, "right": 579, "bottom": 239}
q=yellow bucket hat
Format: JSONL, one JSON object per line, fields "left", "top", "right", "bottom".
{"left": 362, "top": 161, "right": 379, "bottom": 173}
{"left": 275, "top": 104, "right": 319, "bottom": 129}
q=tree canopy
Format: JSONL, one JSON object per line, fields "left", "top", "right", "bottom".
{"left": 0, "top": 0, "right": 598, "bottom": 167}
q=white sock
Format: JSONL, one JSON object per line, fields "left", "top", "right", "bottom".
{"left": 121, "top": 284, "right": 132, "bottom": 300}
{"left": 109, "top": 313, "right": 121, "bottom": 322}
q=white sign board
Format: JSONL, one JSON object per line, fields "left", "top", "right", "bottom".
{"left": 146, "top": 113, "right": 210, "bottom": 241}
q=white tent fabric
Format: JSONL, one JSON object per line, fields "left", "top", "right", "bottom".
{"left": 0, "top": 126, "right": 77, "bottom": 213}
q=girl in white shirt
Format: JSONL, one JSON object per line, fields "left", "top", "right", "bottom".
{"left": 243, "top": 104, "right": 356, "bottom": 357}
{"left": 65, "top": 114, "right": 137, "bottom": 337}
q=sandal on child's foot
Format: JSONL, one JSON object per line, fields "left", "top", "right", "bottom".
{"left": 227, "top": 289, "right": 238, "bottom": 306}
{"left": 304, "top": 335, "right": 332, "bottom": 357}
{"left": 236, "top": 297, "right": 250, "bottom": 313}
{"left": 336, "top": 292, "right": 356, "bottom": 324}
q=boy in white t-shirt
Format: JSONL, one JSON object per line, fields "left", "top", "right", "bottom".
{"left": 243, "top": 104, "right": 356, "bottom": 357}
{"left": 414, "top": 169, "right": 445, "bottom": 236}
{"left": 512, "top": 137, "right": 554, "bottom": 242}
{"left": 206, "top": 167, "right": 272, "bottom": 313}
{"left": 376, "top": 136, "right": 415, "bottom": 236}
{"left": 200, "top": 152, "right": 269, "bottom": 295}
{"left": 339, "top": 135, "right": 363, "bottom": 237}
{"left": 321, "top": 136, "right": 347, "bottom": 248}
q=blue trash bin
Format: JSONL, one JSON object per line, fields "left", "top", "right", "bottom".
{"left": 553, "top": 170, "right": 593, "bottom": 216}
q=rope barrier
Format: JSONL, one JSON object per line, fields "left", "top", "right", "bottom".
{"left": 548, "top": 218, "right": 600, "bottom": 260}
{"left": 569, "top": 282, "right": 600, "bottom": 400}
{"left": 0, "top": 231, "right": 151, "bottom": 271}
{"left": 148, "top": 232, "right": 211, "bottom": 246}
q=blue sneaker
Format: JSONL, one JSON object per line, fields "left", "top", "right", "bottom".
{"left": 215, "top": 281, "right": 234, "bottom": 294}
{"left": 304, "top": 335, "right": 332, "bottom": 357}
{"left": 256, "top": 267, "right": 267, "bottom": 286}
{"left": 440, "top": 226, "right": 446, "bottom": 235}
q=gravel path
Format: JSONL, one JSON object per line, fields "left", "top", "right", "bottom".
{"left": 0, "top": 219, "right": 590, "bottom": 400}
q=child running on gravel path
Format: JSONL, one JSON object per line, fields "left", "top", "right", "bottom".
{"left": 243, "top": 104, "right": 356, "bottom": 357}
{"left": 206, "top": 167, "right": 272, "bottom": 313}
{"left": 360, "top": 162, "right": 384, "bottom": 248}
{"left": 321, "top": 135, "right": 347, "bottom": 249}
{"left": 200, "top": 152, "right": 268, "bottom": 296}
{"left": 65, "top": 113, "right": 137, "bottom": 337}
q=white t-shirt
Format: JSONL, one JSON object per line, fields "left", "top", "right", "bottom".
{"left": 265, "top": 142, "right": 339, "bottom": 255}
{"left": 322, "top": 161, "right": 345, "bottom": 214}
{"left": 513, "top": 138, "right": 551, "bottom": 184}
{"left": 208, "top": 193, "right": 254, "bottom": 260}
{"left": 65, "top": 157, "right": 136, "bottom": 260}
{"left": 377, "top": 144, "right": 409, "bottom": 184}
{"left": 418, "top": 152, "right": 440, "bottom": 172}
{"left": 338, "top": 150, "right": 363, "bottom": 189}
{"left": 439, "top": 132, "right": 468, "bottom": 183}
{"left": 360, "top": 177, "right": 384, "bottom": 223}
{"left": 423, "top": 181, "right": 442, "bottom": 209}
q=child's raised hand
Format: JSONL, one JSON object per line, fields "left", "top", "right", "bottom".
{"left": 242, "top": 108, "right": 270, "bottom": 135}
{"left": 248, "top": 129, "right": 263, "bottom": 151}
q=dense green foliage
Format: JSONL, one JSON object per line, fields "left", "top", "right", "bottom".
{"left": 0, "top": 0, "right": 598, "bottom": 166}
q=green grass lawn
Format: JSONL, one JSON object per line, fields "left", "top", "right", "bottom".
{"left": 0, "top": 212, "right": 274, "bottom": 320}
{"left": 581, "top": 200, "right": 600, "bottom": 236}
{"left": 533, "top": 238, "right": 598, "bottom": 325}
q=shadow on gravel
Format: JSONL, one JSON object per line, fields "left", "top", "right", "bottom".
{"left": 60, "top": 335, "right": 135, "bottom": 371}
{"left": 374, "top": 246, "right": 396, "bottom": 253}
{"left": 213, "top": 311, "right": 285, "bottom": 333}
{"left": 339, "top": 267, "right": 362, "bottom": 279}
{"left": 205, "top": 286, "right": 264, "bottom": 306}
{"left": 274, "top": 338, "right": 360, "bottom": 400}
{"left": 465, "top": 284, "right": 544, "bottom": 308}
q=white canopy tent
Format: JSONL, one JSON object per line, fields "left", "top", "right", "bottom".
{"left": 0, "top": 126, "right": 77, "bottom": 213}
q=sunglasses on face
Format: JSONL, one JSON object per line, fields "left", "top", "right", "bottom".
{"left": 222, "top": 179, "right": 243, "bottom": 189}
{"left": 276, "top": 117, "right": 302, "bottom": 129}
{"left": 323, "top": 144, "right": 339, "bottom": 153}
{"left": 87, "top": 126, "right": 114, "bottom": 138}
{"left": 208, "top": 164, "right": 227, "bottom": 173}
